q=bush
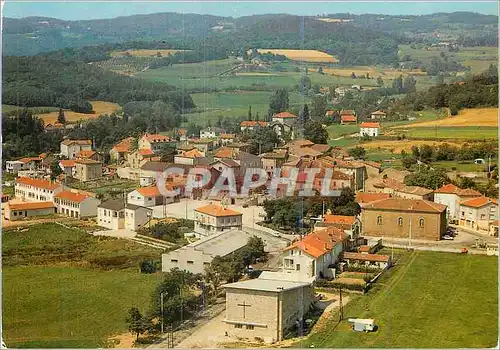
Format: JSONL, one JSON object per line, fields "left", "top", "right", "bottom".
{"left": 140, "top": 260, "right": 157, "bottom": 274}
{"left": 315, "top": 280, "right": 366, "bottom": 292}
{"left": 346, "top": 265, "right": 383, "bottom": 274}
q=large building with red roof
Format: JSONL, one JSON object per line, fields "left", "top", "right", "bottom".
{"left": 54, "top": 190, "right": 101, "bottom": 218}
{"left": 14, "top": 177, "right": 62, "bottom": 202}
{"left": 360, "top": 197, "right": 447, "bottom": 241}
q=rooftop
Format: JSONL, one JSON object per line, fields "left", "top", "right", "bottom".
{"left": 360, "top": 122, "right": 381, "bottom": 128}
{"left": 460, "top": 196, "right": 498, "bottom": 208}
{"left": 273, "top": 111, "right": 297, "bottom": 119}
{"left": 195, "top": 204, "right": 242, "bottom": 217}
{"left": 361, "top": 198, "right": 446, "bottom": 213}
{"left": 142, "top": 133, "right": 170, "bottom": 142}
{"left": 188, "top": 229, "right": 251, "bottom": 257}
{"left": 76, "top": 150, "right": 97, "bottom": 158}
{"left": 61, "top": 139, "right": 92, "bottom": 146}
{"left": 343, "top": 252, "right": 390, "bottom": 263}
{"left": 323, "top": 215, "right": 356, "bottom": 225}
{"left": 140, "top": 161, "right": 170, "bottom": 172}
{"left": 15, "top": 177, "right": 60, "bottom": 190}
{"left": 435, "top": 183, "right": 482, "bottom": 197}
{"left": 98, "top": 199, "right": 125, "bottom": 211}
{"left": 240, "top": 121, "right": 269, "bottom": 127}
{"left": 55, "top": 190, "right": 91, "bottom": 203}
{"left": 112, "top": 137, "right": 135, "bottom": 153}
{"left": 356, "top": 192, "right": 391, "bottom": 204}
{"left": 223, "top": 278, "right": 310, "bottom": 293}
{"left": 75, "top": 159, "right": 101, "bottom": 165}
{"left": 8, "top": 201, "right": 55, "bottom": 211}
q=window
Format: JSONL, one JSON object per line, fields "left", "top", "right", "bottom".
{"left": 187, "top": 261, "right": 194, "bottom": 264}
{"left": 171, "top": 259, "right": 178, "bottom": 263}
{"left": 377, "top": 216, "right": 382, "bottom": 225}
{"left": 234, "top": 324, "right": 242, "bottom": 329}
{"left": 296, "top": 264, "right": 300, "bottom": 271}
{"left": 246, "top": 325, "right": 254, "bottom": 330}
{"left": 419, "top": 218, "right": 424, "bottom": 227}
{"left": 13, "top": 211, "right": 17, "bottom": 216}
{"left": 397, "top": 217, "right": 403, "bottom": 226}
{"left": 461, "top": 211, "right": 465, "bottom": 216}
{"left": 481, "top": 214, "right": 486, "bottom": 220}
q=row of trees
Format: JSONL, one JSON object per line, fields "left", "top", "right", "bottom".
{"left": 405, "top": 142, "right": 497, "bottom": 164}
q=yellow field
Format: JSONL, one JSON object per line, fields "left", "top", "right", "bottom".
{"left": 362, "top": 140, "right": 463, "bottom": 153}
{"left": 320, "top": 66, "right": 426, "bottom": 78}
{"left": 37, "top": 101, "right": 120, "bottom": 124}
{"left": 253, "top": 49, "right": 338, "bottom": 63}
{"left": 393, "top": 107, "right": 498, "bottom": 128}
{"left": 110, "top": 49, "right": 187, "bottom": 57}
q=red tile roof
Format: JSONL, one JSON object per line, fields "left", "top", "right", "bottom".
{"left": 435, "top": 183, "right": 482, "bottom": 197}
{"left": 7, "top": 201, "right": 55, "bottom": 211}
{"left": 76, "top": 150, "right": 96, "bottom": 158}
{"left": 360, "top": 122, "right": 380, "bottom": 128}
{"left": 15, "top": 177, "right": 60, "bottom": 190}
{"left": 325, "top": 110, "right": 335, "bottom": 116}
{"left": 75, "top": 159, "right": 101, "bottom": 165}
{"left": 215, "top": 147, "right": 234, "bottom": 158}
{"left": 143, "top": 134, "right": 170, "bottom": 142}
{"left": 323, "top": 215, "right": 355, "bottom": 225}
{"left": 220, "top": 133, "right": 235, "bottom": 139}
{"left": 273, "top": 112, "right": 297, "bottom": 119}
{"left": 343, "top": 252, "right": 390, "bottom": 263}
{"left": 356, "top": 192, "right": 391, "bottom": 204}
{"left": 361, "top": 198, "right": 446, "bottom": 213}
{"left": 341, "top": 115, "right": 357, "bottom": 122}
{"left": 460, "top": 196, "right": 498, "bottom": 208}
{"left": 19, "top": 157, "right": 42, "bottom": 164}
{"left": 112, "top": 137, "right": 135, "bottom": 153}
{"left": 138, "top": 149, "right": 154, "bottom": 156}
{"left": 340, "top": 110, "right": 355, "bottom": 116}
{"left": 60, "top": 160, "right": 76, "bottom": 168}
{"left": 284, "top": 227, "right": 347, "bottom": 258}
{"left": 55, "top": 190, "right": 90, "bottom": 203}
{"left": 136, "top": 186, "right": 162, "bottom": 197}
{"left": 371, "top": 110, "right": 386, "bottom": 115}
{"left": 195, "top": 204, "right": 242, "bottom": 217}
{"left": 240, "top": 121, "right": 269, "bottom": 127}
{"left": 61, "top": 139, "right": 92, "bottom": 146}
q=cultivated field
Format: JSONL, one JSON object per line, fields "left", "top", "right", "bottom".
{"left": 303, "top": 251, "right": 498, "bottom": 348}
{"left": 393, "top": 107, "right": 498, "bottom": 128}
{"left": 2, "top": 223, "right": 162, "bottom": 348}
{"left": 253, "top": 49, "right": 339, "bottom": 63}
{"left": 110, "top": 49, "right": 187, "bottom": 57}
{"left": 396, "top": 126, "right": 498, "bottom": 140}
{"left": 360, "top": 139, "right": 463, "bottom": 153}
{"left": 36, "top": 101, "right": 120, "bottom": 124}
{"left": 320, "top": 66, "right": 426, "bottom": 78}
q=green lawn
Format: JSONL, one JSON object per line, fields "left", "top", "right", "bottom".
{"left": 431, "top": 160, "right": 494, "bottom": 172}
{"left": 2, "top": 223, "right": 163, "bottom": 348}
{"left": 326, "top": 124, "right": 360, "bottom": 139}
{"left": 69, "top": 178, "right": 139, "bottom": 201}
{"left": 398, "top": 126, "right": 498, "bottom": 140}
{"left": 303, "top": 251, "right": 498, "bottom": 348}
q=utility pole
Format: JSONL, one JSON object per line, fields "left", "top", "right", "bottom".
{"left": 409, "top": 215, "right": 412, "bottom": 249}
{"left": 160, "top": 292, "right": 165, "bottom": 333}
{"left": 339, "top": 285, "right": 344, "bottom": 321}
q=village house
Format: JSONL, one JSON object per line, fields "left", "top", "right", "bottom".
{"left": 110, "top": 137, "right": 135, "bottom": 163}
{"left": 60, "top": 139, "right": 92, "bottom": 159}
{"left": 355, "top": 192, "right": 391, "bottom": 204}
{"left": 271, "top": 112, "right": 297, "bottom": 139}
{"left": 260, "top": 152, "right": 287, "bottom": 177}
{"left": 433, "top": 183, "right": 482, "bottom": 223}
{"left": 359, "top": 122, "right": 380, "bottom": 137}
{"left": 74, "top": 159, "right": 103, "bottom": 182}
{"left": 362, "top": 161, "right": 382, "bottom": 178}
{"left": 14, "top": 177, "right": 62, "bottom": 202}
{"left": 373, "top": 178, "right": 434, "bottom": 201}
{"left": 75, "top": 150, "right": 103, "bottom": 163}
{"left": 334, "top": 160, "right": 367, "bottom": 191}
{"left": 200, "top": 127, "right": 224, "bottom": 139}
{"left": 315, "top": 215, "right": 361, "bottom": 243}
{"left": 4, "top": 201, "right": 56, "bottom": 221}
{"left": 220, "top": 133, "right": 236, "bottom": 145}
{"left": 282, "top": 226, "right": 348, "bottom": 281}
{"left": 54, "top": 190, "right": 101, "bottom": 218}
{"left": 459, "top": 196, "right": 498, "bottom": 234}
{"left": 174, "top": 148, "right": 205, "bottom": 165}
{"left": 340, "top": 110, "right": 357, "bottom": 124}
{"left": 194, "top": 204, "right": 243, "bottom": 236}
{"left": 59, "top": 160, "right": 77, "bottom": 177}
{"left": 190, "top": 138, "right": 216, "bottom": 154}
{"left": 127, "top": 184, "right": 181, "bottom": 208}
{"left": 6, "top": 157, "right": 41, "bottom": 173}
{"left": 139, "top": 134, "right": 173, "bottom": 154}
{"left": 364, "top": 168, "right": 410, "bottom": 192}
{"left": 342, "top": 252, "right": 391, "bottom": 269}
{"left": 370, "top": 110, "right": 387, "bottom": 120}
{"left": 128, "top": 149, "right": 160, "bottom": 169}
{"left": 360, "top": 198, "right": 447, "bottom": 241}
{"left": 97, "top": 199, "right": 152, "bottom": 231}
{"left": 240, "top": 121, "right": 269, "bottom": 133}
{"left": 223, "top": 278, "right": 315, "bottom": 343}
{"left": 227, "top": 142, "right": 251, "bottom": 155}
{"left": 162, "top": 229, "right": 252, "bottom": 274}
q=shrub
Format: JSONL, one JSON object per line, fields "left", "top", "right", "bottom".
{"left": 345, "top": 265, "right": 383, "bottom": 274}
{"left": 140, "top": 260, "right": 156, "bottom": 274}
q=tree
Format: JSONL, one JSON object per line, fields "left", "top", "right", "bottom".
{"left": 310, "top": 95, "right": 328, "bottom": 119}
{"left": 327, "top": 187, "right": 361, "bottom": 216}
{"left": 304, "top": 120, "right": 328, "bottom": 144}
{"left": 204, "top": 265, "right": 222, "bottom": 299}
{"left": 403, "top": 75, "right": 417, "bottom": 93}
{"left": 248, "top": 105, "right": 252, "bottom": 121}
{"left": 456, "top": 176, "right": 476, "bottom": 190}
{"left": 126, "top": 307, "right": 147, "bottom": 341}
{"left": 404, "top": 168, "right": 449, "bottom": 190}
{"left": 268, "top": 88, "right": 289, "bottom": 117}
{"left": 130, "top": 137, "right": 139, "bottom": 152}
{"left": 50, "top": 159, "right": 63, "bottom": 180}
{"left": 299, "top": 76, "right": 312, "bottom": 95}
{"left": 242, "top": 127, "right": 280, "bottom": 155}
{"left": 57, "top": 108, "right": 66, "bottom": 124}
{"left": 298, "top": 104, "right": 310, "bottom": 130}
{"left": 392, "top": 75, "right": 404, "bottom": 93}
{"left": 348, "top": 146, "right": 366, "bottom": 160}
{"left": 318, "top": 66, "right": 324, "bottom": 74}
{"left": 376, "top": 76, "right": 384, "bottom": 87}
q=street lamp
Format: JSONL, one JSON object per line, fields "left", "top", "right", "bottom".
{"left": 277, "top": 286, "right": 284, "bottom": 343}
{"left": 160, "top": 291, "right": 167, "bottom": 333}
{"left": 147, "top": 211, "right": 152, "bottom": 228}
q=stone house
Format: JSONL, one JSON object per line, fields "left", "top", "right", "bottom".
{"left": 360, "top": 198, "right": 447, "bottom": 241}
{"left": 74, "top": 159, "right": 102, "bottom": 182}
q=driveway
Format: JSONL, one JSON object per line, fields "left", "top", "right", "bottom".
{"left": 90, "top": 228, "right": 136, "bottom": 239}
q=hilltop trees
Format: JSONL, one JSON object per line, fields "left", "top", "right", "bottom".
{"left": 268, "top": 88, "right": 289, "bottom": 118}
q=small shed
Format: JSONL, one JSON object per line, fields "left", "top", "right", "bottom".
{"left": 348, "top": 318, "right": 376, "bottom": 332}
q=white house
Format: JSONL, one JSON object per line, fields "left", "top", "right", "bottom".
{"left": 97, "top": 199, "right": 152, "bottom": 231}
{"left": 194, "top": 204, "right": 243, "bottom": 237}
{"left": 359, "top": 122, "right": 380, "bottom": 137}
{"left": 59, "top": 160, "right": 77, "bottom": 177}
{"left": 54, "top": 190, "right": 101, "bottom": 218}
{"left": 6, "top": 157, "right": 41, "bottom": 173}
{"left": 127, "top": 185, "right": 179, "bottom": 208}
{"left": 162, "top": 229, "right": 252, "bottom": 274}
{"left": 60, "top": 139, "right": 92, "bottom": 159}
{"left": 14, "top": 177, "right": 62, "bottom": 202}
{"left": 240, "top": 121, "right": 269, "bottom": 132}
{"left": 459, "top": 196, "right": 498, "bottom": 233}
{"left": 4, "top": 201, "right": 56, "bottom": 221}
{"left": 173, "top": 149, "right": 204, "bottom": 165}
{"left": 434, "top": 183, "right": 482, "bottom": 223}
{"left": 200, "top": 127, "right": 224, "bottom": 139}
{"left": 271, "top": 112, "right": 297, "bottom": 125}
{"left": 370, "top": 110, "right": 387, "bottom": 120}
{"left": 282, "top": 227, "right": 348, "bottom": 281}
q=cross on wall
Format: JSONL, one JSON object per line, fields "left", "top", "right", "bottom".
{"left": 237, "top": 301, "right": 251, "bottom": 318}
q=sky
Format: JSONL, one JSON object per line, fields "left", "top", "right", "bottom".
{"left": 2, "top": 1, "right": 498, "bottom": 20}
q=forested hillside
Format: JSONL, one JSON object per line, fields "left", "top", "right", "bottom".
{"left": 2, "top": 56, "right": 194, "bottom": 112}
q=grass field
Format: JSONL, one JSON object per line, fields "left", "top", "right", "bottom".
{"left": 253, "top": 49, "right": 338, "bottom": 63}
{"left": 35, "top": 101, "right": 120, "bottom": 124}
{"left": 393, "top": 107, "right": 498, "bottom": 128}
{"left": 360, "top": 139, "right": 463, "bottom": 153}
{"left": 395, "top": 126, "right": 498, "bottom": 140}
{"left": 302, "top": 250, "right": 498, "bottom": 348}
{"left": 2, "top": 223, "right": 162, "bottom": 348}
{"left": 431, "top": 160, "right": 493, "bottom": 172}
{"left": 326, "top": 124, "right": 360, "bottom": 139}
{"left": 110, "top": 49, "right": 187, "bottom": 57}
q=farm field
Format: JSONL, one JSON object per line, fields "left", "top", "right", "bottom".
{"left": 35, "top": 101, "right": 120, "bottom": 124}
{"left": 431, "top": 160, "right": 494, "bottom": 172}
{"left": 392, "top": 107, "right": 498, "bottom": 128}
{"left": 303, "top": 251, "right": 498, "bottom": 348}
{"left": 253, "top": 49, "right": 338, "bottom": 62}
{"left": 360, "top": 139, "right": 463, "bottom": 153}
{"left": 319, "top": 66, "right": 426, "bottom": 78}
{"left": 395, "top": 126, "right": 498, "bottom": 140}
{"left": 326, "top": 124, "right": 360, "bottom": 139}
{"left": 110, "top": 49, "right": 188, "bottom": 57}
{"left": 2, "top": 223, "right": 162, "bottom": 348}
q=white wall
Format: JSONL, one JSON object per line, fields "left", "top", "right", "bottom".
{"left": 162, "top": 246, "right": 213, "bottom": 274}
{"left": 14, "top": 183, "right": 62, "bottom": 202}
{"left": 435, "top": 193, "right": 457, "bottom": 220}
{"left": 127, "top": 190, "right": 157, "bottom": 207}
{"left": 97, "top": 208, "right": 124, "bottom": 230}
{"left": 124, "top": 207, "right": 151, "bottom": 231}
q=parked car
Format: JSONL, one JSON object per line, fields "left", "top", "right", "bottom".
{"left": 443, "top": 235, "right": 454, "bottom": 240}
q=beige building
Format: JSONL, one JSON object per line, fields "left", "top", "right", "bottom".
{"left": 14, "top": 177, "right": 62, "bottom": 202}
{"left": 223, "top": 278, "right": 315, "bottom": 343}
{"left": 74, "top": 159, "right": 102, "bottom": 182}
{"left": 60, "top": 139, "right": 92, "bottom": 159}
{"left": 434, "top": 183, "right": 482, "bottom": 223}
{"left": 360, "top": 198, "right": 447, "bottom": 241}
{"left": 334, "top": 160, "right": 367, "bottom": 191}
{"left": 260, "top": 152, "right": 287, "bottom": 177}
{"left": 97, "top": 199, "right": 152, "bottom": 231}
{"left": 459, "top": 197, "right": 498, "bottom": 233}
{"left": 54, "top": 190, "right": 100, "bottom": 218}
{"left": 4, "top": 201, "right": 56, "bottom": 221}
{"left": 128, "top": 149, "right": 159, "bottom": 169}
{"left": 110, "top": 137, "right": 135, "bottom": 163}
{"left": 139, "top": 134, "right": 172, "bottom": 154}
{"left": 194, "top": 204, "right": 243, "bottom": 236}
{"left": 374, "top": 178, "right": 434, "bottom": 201}
{"left": 162, "top": 229, "right": 252, "bottom": 274}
